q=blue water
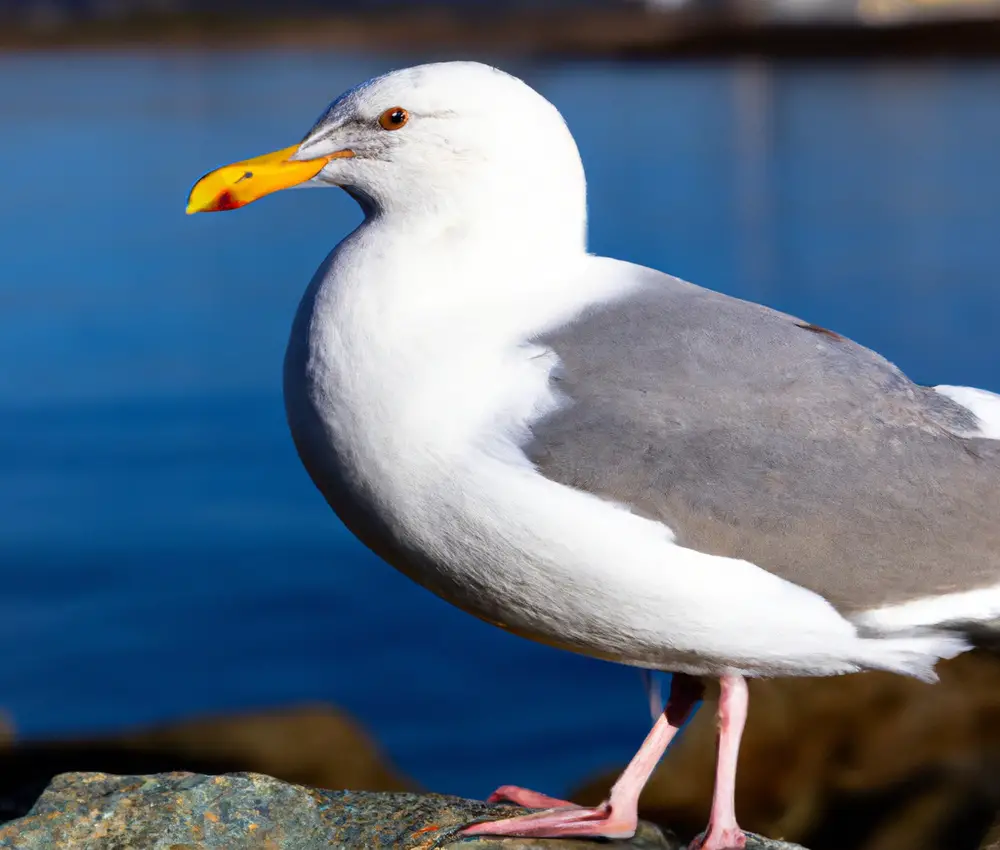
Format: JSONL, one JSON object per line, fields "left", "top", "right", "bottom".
{"left": 1, "top": 52, "right": 998, "bottom": 799}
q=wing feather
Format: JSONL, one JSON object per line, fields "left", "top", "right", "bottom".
{"left": 524, "top": 260, "right": 1000, "bottom": 616}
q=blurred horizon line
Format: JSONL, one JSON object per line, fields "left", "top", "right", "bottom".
{"left": 3, "top": 1, "right": 1000, "bottom": 59}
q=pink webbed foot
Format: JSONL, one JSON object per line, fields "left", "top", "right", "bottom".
{"left": 462, "top": 801, "right": 637, "bottom": 840}
{"left": 462, "top": 674, "right": 705, "bottom": 841}
{"left": 689, "top": 825, "right": 748, "bottom": 850}
{"left": 485, "top": 785, "right": 579, "bottom": 809}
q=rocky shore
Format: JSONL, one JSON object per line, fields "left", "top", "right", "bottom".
{"left": 0, "top": 704, "right": 411, "bottom": 824}
{"left": 0, "top": 770, "right": 802, "bottom": 849}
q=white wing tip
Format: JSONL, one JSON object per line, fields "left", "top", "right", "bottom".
{"left": 854, "top": 632, "right": 970, "bottom": 683}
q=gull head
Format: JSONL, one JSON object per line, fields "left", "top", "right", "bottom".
{"left": 186, "top": 61, "right": 586, "bottom": 235}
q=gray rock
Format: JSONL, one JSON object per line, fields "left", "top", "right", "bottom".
{"left": 0, "top": 771, "right": 806, "bottom": 849}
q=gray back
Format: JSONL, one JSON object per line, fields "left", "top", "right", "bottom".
{"left": 526, "top": 268, "right": 1000, "bottom": 615}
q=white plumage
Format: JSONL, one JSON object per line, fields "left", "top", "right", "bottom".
{"left": 188, "top": 61, "right": 998, "bottom": 849}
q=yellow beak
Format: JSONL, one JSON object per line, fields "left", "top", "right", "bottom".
{"left": 185, "top": 144, "right": 354, "bottom": 214}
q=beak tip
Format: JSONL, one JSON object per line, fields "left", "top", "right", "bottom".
{"left": 185, "top": 190, "right": 243, "bottom": 215}
{"left": 185, "top": 183, "right": 207, "bottom": 214}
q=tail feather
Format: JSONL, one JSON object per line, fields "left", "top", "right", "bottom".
{"left": 853, "top": 632, "right": 970, "bottom": 683}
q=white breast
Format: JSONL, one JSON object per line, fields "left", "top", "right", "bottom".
{"left": 283, "top": 223, "right": 966, "bottom": 681}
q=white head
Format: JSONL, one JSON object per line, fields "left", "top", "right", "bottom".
{"left": 187, "top": 62, "right": 587, "bottom": 251}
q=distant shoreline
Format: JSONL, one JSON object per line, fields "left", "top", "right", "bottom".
{"left": 4, "top": 8, "right": 1000, "bottom": 58}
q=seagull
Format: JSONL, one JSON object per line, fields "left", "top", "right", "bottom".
{"left": 187, "top": 61, "right": 1000, "bottom": 849}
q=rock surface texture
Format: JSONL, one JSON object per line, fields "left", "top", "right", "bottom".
{"left": 0, "top": 771, "right": 806, "bottom": 849}
{"left": 0, "top": 704, "right": 412, "bottom": 825}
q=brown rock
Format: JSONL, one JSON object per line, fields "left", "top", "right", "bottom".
{"left": 115, "top": 703, "right": 412, "bottom": 792}
{"left": 0, "top": 703, "right": 411, "bottom": 823}
{"left": 0, "top": 771, "right": 686, "bottom": 849}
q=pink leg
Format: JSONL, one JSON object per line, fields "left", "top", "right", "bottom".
{"left": 691, "top": 674, "right": 749, "bottom": 850}
{"left": 462, "top": 674, "right": 705, "bottom": 839}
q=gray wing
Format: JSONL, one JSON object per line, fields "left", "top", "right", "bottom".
{"left": 526, "top": 261, "right": 1000, "bottom": 616}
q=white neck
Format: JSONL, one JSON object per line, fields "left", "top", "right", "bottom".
{"left": 347, "top": 166, "right": 588, "bottom": 262}
{"left": 281, "top": 177, "right": 649, "bottom": 644}
{"left": 281, "top": 207, "right": 620, "bottom": 537}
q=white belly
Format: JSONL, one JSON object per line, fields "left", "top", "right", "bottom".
{"left": 281, "top": 242, "right": 957, "bottom": 681}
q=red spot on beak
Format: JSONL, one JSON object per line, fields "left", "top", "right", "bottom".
{"left": 209, "top": 190, "right": 243, "bottom": 212}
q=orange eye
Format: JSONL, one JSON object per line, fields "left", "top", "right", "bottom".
{"left": 378, "top": 107, "right": 409, "bottom": 131}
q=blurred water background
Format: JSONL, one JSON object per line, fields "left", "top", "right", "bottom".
{"left": 2, "top": 11, "right": 1000, "bottom": 845}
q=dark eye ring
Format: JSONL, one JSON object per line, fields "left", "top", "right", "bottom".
{"left": 378, "top": 107, "right": 409, "bottom": 131}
